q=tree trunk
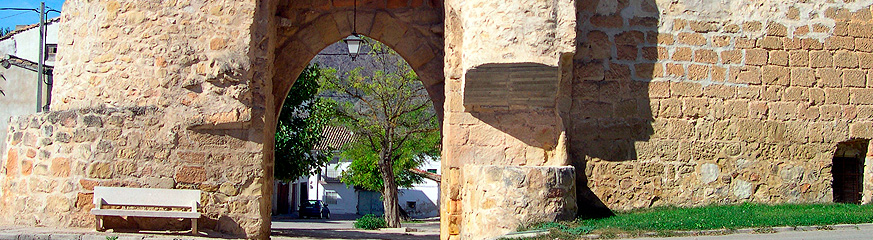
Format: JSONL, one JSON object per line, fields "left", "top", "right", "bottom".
{"left": 379, "top": 160, "right": 401, "bottom": 227}
{"left": 379, "top": 142, "right": 402, "bottom": 228}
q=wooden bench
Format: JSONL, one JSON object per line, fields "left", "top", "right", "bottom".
{"left": 91, "top": 186, "right": 201, "bottom": 234}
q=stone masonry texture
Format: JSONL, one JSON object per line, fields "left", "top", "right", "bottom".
{"left": 2, "top": 0, "right": 873, "bottom": 240}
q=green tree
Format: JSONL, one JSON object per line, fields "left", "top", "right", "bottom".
{"left": 274, "top": 64, "right": 333, "bottom": 182}
{"left": 320, "top": 39, "right": 440, "bottom": 227}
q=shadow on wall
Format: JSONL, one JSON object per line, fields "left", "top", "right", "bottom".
{"left": 464, "top": 63, "right": 567, "bottom": 166}
{"left": 570, "top": 0, "right": 660, "bottom": 219}
{"left": 100, "top": 215, "right": 245, "bottom": 238}
{"left": 398, "top": 189, "right": 439, "bottom": 218}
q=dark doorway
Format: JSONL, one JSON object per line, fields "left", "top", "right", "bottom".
{"left": 277, "top": 182, "right": 291, "bottom": 214}
{"left": 832, "top": 140, "right": 869, "bottom": 204}
{"left": 833, "top": 157, "right": 862, "bottom": 203}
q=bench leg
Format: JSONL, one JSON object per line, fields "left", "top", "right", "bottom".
{"left": 95, "top": 216, "right": 104, "bottom": 232}
{"left": 191, "top": 218, "right": 198, "bottom": 236}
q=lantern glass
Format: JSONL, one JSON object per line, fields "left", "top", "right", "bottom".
{"left": 343, "top": 34, "right": 363, "bottom": 60}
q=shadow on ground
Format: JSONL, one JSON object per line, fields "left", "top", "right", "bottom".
{"left": 271, "top": 217, "right": 439, "bottom": 240}
{"left": 271, "top": 228, "right": 438, "bottom": 240}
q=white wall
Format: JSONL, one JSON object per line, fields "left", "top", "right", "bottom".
{"left": 321, "top": 183, "right": 358, "bottom": 214}
{"left": 277, "top": 156, "right": 441, "bottom": 217}
{"left": 399, "top": 158, "right": 441, "bottom": 218}
{"left": 1, "top": 20, "right": 59, "bottom": 162}
{"left": 7, "top": 22, "right": 59, "bottom": 65}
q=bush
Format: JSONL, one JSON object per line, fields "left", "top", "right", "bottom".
{"left": 355, "top": 214, "right": 387, "bottom": 230}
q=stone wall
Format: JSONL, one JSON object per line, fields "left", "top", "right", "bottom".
{"left": 4, "top": 0, "right": 873, "bottom": 240}
{"left": 2, "top": 0, "right": 277, "bottom": 238}
{"left": 570, "top": 0, "right": 873, "bottom": 215}
{"left": 460, "top": 165, "right": 576, "bottom": 240}
{"left": 1, "top": 107, "right": 266, "bottom": 236}
{"left": 440, "top": 0, "right": 578, "bottom": 239}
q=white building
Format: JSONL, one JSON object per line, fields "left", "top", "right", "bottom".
{"left": 0, "top": 19, "right": 60, "bottom": 157}
{"left": 272, "top": 126, "right": 441, "bottom": 219}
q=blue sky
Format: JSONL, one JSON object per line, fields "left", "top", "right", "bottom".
{"left": 0, "top": 0, "right": 64, "bottom": 31}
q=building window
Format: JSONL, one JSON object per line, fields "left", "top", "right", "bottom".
{"left": 44, "top": 44, "right": 58, "bottom": 62}
{"left": 426, "top": 169, "right": 437, "bottom": 174}
{"left": 324, "top": 190, "right": 339, "bottom": 205}
{"left": 406, "top": 201, "right": 416, "bottom": 210}
{"left": 325, "top": 166, "right": 342, "bottom": 178}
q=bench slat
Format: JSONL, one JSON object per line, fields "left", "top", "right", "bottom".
{"left": 91, "top": 209, "right": 200, "bottom": 219}
{"left": 93, "top": 187, "right": 200, "bottom": 208}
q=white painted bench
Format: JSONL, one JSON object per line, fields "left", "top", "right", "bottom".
{"left": 91, "top": 186, "right": 201, "bottom": 234}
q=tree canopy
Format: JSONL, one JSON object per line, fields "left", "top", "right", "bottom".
{"left": 318, "top": 38, "right": 440, "bottom": 227}
{"left": 274, "top": 64, "right": 334, "bottom": 182}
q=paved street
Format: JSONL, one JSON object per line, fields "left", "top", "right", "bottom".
{"left": 271, "top": 215, "right": 439, "bottom": 240}
{"left": 624, "top": 225, "right": 873, "bottom": 240}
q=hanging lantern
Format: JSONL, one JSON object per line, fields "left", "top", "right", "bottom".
{"left": 343, "top": 34, "right": 364, "bottom": 61}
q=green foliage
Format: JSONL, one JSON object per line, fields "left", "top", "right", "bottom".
{"left": 105, "top": 236, "right": 118, "bottom": 240}
{"left": 274, "top": 64, "right": 334, "bottom": 181}
{"left": 520, "top": 203, "right": 873, "bottom": 239}
{"left": 318, "top": 38, "right": 440, "bottom": 191}
{"left": 354, "top": 214, "right": 387, "bottom": 230}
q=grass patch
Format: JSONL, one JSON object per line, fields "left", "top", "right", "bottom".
{"left": 519, "top": 203, "right": 873, "bottom": 239}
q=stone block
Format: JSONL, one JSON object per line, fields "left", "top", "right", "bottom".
{"left": 788, "top": 50, "right": 809, "bottom": 67}
{"left": 768, "top": 50, "right": 789, "bottom": 66}
{"left": 712, "top": 35, "right": 731, "bottom": 47}
{"left": 687, "top": 64, "right": 709, "bottom": 81}
{"left": 857, "top": 38, "right": 873, "bottom": 52}
{"left": 790, "top": 68, "right": 815, "bottom": 87}
{"left": 803, "top": 38, "right": 824, "bottom": 50}
{"left": 175, "top": 166, "right": 207, "bottom": 184}
{"left": 461, "top": 165, "right": 575, "bottom": 240}
{"left": 694, "top": 49, "right": 717, "bottom": 63}
{"left": 842, "top": 69, "right": 867, "bottom": 87}
{"left": 745, "top": 49, "right": 768, "bottom": 66}
{"left": 834, "top": 50, "right": 859, "bottom": 68}
{"left": 849, "top": 23, "right": 873, "bottom": 38}
{"left": 49, "top": 234, "right": 80, "bottom": 240}
{"left": 672, "top": 82, "right": 703, "bottom": 97}
{"left": 721, "top": 50, "right": 743, "bottom": 64}
{"left": 50, "top": 157, "right": 71, "bottom": 178}
{"left": 816, "top": 68, "right": 842, "bottom": 87}
{"left": 850, "top": 89, "right": 873, "bottom": 104}
{"left": 18, "top": 234, "right": 48, "bottom": 240}
{"left": 825, "top": 88, "right": 850, "bottom": 104}
{"left": 859, "top": 53, "right": 873, "bottom": 69}
{"left": 86, "top": 162, "right": 112, "bottom": 179}
{"left": 673, "top": 47, "right": 693, "bottom": 61}
{"left": 743, "top": 21, "right": 763, "bottom": 32}
{"left": 782, "top": 87, "right": 808, "bottom": 102}
{"left": 766, "top": 22, "right": 788, "bottom": 36}
{"left": 678, "top": 32, "right": 706, "bottom": 46}
{"left": 736, "top": 37, "right": 757, "bottom": 49}
{"left": 762, "top": 66, "right": 789, "bottom": 86}
{"left": 666, "top": 63, "right": 685, "bottom": 77}
{"left": 0, "top": 234, "right": 18, "bottom": 240}
{"left": 735, "top": 66, "right": 762, "bottom": 84}
{"left": 825, "top": 36, "right": 855, "bottom": 50}
{"left": 758, "top": 36, "right": 784, "bottom": 49}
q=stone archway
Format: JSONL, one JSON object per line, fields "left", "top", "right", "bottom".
{"left": 0, "top": 1, "right": 578, "bottom": 240}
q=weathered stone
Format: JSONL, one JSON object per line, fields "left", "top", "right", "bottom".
{"left": 50, "top": 158, "right": 71, "bottom": 178}
{"left": 82, "top": 115, "right": 103, "bottom": 128}
{"left": 219, "top": 182, "right": 239, "bottom": 196}
{"left": 175, "top": 166, "right": 207, "bottom": 184}
{"left": 86, "top": 162, "right": 112, "bottom": 179}
{"left": 733, "top": 180, "right": 753, "bottom": 199}
{"left": 699, "top": 163, "right": 720, "bottom": 184}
